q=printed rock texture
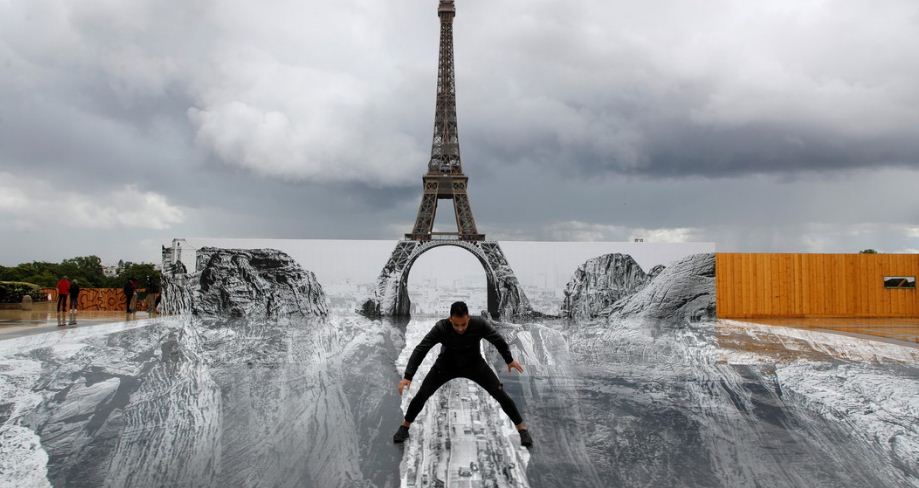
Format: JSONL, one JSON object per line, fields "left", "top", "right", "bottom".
{"left": 561, "top": 253, "right": 650, "bottom": 319}
{"left": 608, "top": 253, "right": 715, "bottom": 322}
{"left": 561, "top": 253, "right": 714, "bottom": 323}
{"left": 163, "top": 247, "right": 328, "bottom": 318}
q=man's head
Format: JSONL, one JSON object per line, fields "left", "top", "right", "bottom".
{"left": 448, "top": 301, "right": 469, "bottom": 334}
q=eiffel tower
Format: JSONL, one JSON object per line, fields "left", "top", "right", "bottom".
{"left": 361, "top": 0, "right": 537, "bottom": 319}
{"left": 406, "top": 0, "right": 482, "bottom": 242}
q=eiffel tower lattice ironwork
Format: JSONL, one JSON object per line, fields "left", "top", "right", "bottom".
{"left": 361, "top": 0, "right": 539, "bottom": 319}
{"left": 407, "top": 0, "right": 483, "bottom": 241}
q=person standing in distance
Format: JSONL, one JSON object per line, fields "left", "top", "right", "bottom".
{"left": 68, "top": 279, "right": 81, "bottom": 325}
{"left": 55, "top": 275, "right": 70, "bottom": 316}
{"left": 393, "top": 301, "right": 533, "bottom": 448}
{"left": 123, "top": 278, "right": 135, "bottom": 315}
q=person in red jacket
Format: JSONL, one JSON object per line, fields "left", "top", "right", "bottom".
{"left": 56, "top": 276, "right": 70, "bottom": 314}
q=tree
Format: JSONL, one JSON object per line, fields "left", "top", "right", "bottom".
{"left": 860, "top": 249, "right": 878, "bottom": 254}
{"left": 0, "top": 256, "right": 160, "bottom": 290}
{"left": 60, "top": 256, "right": 107, "bottom": 287}
{"left": 0, "top": 261, "right": 60, "bottom": 287}
{"left": 106, "top": 263, "right": 161, "bottom": 292}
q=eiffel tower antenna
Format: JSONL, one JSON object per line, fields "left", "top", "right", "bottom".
{"left": 406, "top": 0, "right": 484, "bottom": 241}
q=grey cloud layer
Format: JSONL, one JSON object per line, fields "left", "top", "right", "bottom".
{"left": 455, "top": 0, "right": 919, "bottom": 177}
{"left": 1, "top": 0, "right": 918, "bottom": 264}
{"left": 6, "top": 0, "right": 918, "bottom": 184}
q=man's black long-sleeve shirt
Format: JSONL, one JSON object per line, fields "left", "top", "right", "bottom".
{"left": 403, "top": 316, "right": 514, "bottom": 381}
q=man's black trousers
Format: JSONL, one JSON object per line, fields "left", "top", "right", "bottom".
{"left": 404, "top": 359, "right": 523, "bottom": 425}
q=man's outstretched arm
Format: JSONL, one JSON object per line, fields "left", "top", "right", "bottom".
{"left": 481, "top": 320, "right": 515, "bottom": 365}
{"left": 403, "top": 324, "right": 443, "bottom": 381}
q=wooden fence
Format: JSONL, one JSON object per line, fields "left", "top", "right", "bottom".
{"left": 716, "top": 253, "right": 919, "bottom": 318}
{"left": 42, "top": 288, "right": 154, "bottom": 312}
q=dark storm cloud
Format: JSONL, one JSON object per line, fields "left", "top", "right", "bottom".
{"left": 610, "top": 122, "right": 919, "bottom": 178}
{"left": 461, "top": 93, "right": 919, "bottom": 179}
{"left": 453, "top": 0, "right": 919, "bottom": 179}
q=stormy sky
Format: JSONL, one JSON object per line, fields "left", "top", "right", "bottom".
{"left": 1, "top": 0, "right": 918, "bottom": 266}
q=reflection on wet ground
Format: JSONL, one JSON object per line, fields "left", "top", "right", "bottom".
{"left": 0, "top": 313, "right": 916, "bottom": 487}
{"left": 0, "top": 307, "right": 156, "bottom": 340}
{"left": 735, "top": 317, "right": 919, "bottom": 345}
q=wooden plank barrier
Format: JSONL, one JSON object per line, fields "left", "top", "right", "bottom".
{"left": 43, "top": 288, "right": 152, "bottom": 312}
{"left": 716, "top": 253, "right": 919, "bottom": 318}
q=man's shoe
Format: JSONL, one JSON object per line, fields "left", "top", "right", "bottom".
{"left": 393, "top": 425, "right": 410, "bottom": 444}
{"left": 518, "top": 429, "right": 533, "bottom": 448}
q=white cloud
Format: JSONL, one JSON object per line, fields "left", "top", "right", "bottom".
{"left": 474, "top": 219, "right": 919, "bottom": 254}
{"left": 629, "top": 227, "right": 696, "bottom": 243}
{"left": 526, "top": 221, "right": 702, "bottom": 243}
{"left": 0, "top": 186, "right": 29, "bottom": 211}
{"left": 701, "top": 222, "right": 919, "bottom": 253}
{"left": 385, "top": 219, "right": 702, "bottom": 243}
{"left": 542, "top": 221, "right": 629, "bottom": 241}
{"left": 384, "top": 221, "right": 416, "bottom": 237}
{"left": 0, "top": 173, "right": 185, "bottom": 230}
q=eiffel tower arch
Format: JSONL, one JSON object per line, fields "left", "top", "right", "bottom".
{"left": 360, "top": 239, "right": 535, "bottom": 319}
{"left": 361, "top": 0, "right": 538, "bottom": 319}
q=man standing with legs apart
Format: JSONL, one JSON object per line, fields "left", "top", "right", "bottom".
{"left": 393, "top": 301, "right": 533, "bottom": 448}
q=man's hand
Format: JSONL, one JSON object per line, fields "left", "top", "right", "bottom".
{"left": 398, "top": 379, "right": 412, "bottom": 395}
{"left": 507, "top": 360, "right": 524, "bottom": 374}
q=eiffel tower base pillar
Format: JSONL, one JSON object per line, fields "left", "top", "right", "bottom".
{"left": 359, "top": 240, "right": 540, "bottom": 320}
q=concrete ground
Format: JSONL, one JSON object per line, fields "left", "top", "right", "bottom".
{"left": 0, "top": 302, "right": 157, "bottom": 340}
{"left": 739, "top": 317, "right": 919, "bottom": 345}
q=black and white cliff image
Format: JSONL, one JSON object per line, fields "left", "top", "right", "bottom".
{"left": 607, "top": 253, "right": 716, "bottom": 322}
{"left": 561, "top": 252, "right": 715, "bottom": 323}
{"left": 560, "top": 253, "right": 650, "bottom": 319}
{"left": 162, "top": 247, "right": 328, "bottom": 318}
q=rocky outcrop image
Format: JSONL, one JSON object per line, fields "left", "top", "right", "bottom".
{"left": 608, "top": 253, "right": 715, "bottom": 322}
{"left": 161, "top": 261, "right": 193, "bottom": 315}
{"left": 561, "top": 253, "right": 650, "bottom": 319}
{"left": 163, "top": 248, "right": 329, "bottom": 318}
{"left": 561, "top": 253, "right": 714, "bottom": 323}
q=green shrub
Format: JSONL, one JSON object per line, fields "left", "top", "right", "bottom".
{"left": 0, "top": 281, "right": 45, "bottom": 303}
